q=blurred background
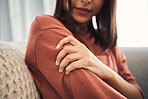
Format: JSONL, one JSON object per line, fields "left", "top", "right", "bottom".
{"left": 0, "top": 0, "right": 148, "bottom": 47}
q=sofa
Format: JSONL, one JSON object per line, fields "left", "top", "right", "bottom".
{"left": 0, "top": 41, "right": 147, "bottom": 99}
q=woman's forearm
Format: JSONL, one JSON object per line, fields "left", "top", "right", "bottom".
{"left": 104, "top": 67, "right": 143, "bottom": 99}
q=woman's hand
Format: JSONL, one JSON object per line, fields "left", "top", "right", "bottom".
{"left": 56, "top": 35, "right": 113, "bottom": 80}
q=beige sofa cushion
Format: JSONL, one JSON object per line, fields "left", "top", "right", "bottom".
{"left": 0, "top": 41, "right": 40, "bottom": 99}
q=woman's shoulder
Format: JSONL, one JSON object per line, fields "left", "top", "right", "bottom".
{"left": 110, "top": 45, "right": 127, "bottom": 65}
{"left": 112, "top": 45, "right": 125, "bottom": 57}
{"left": 34, "top": 14, "right": 67, "bottom": 30}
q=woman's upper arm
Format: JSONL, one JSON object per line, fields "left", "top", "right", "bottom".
{"left": 34, "top": 29, "right": 126, "bottom": 98}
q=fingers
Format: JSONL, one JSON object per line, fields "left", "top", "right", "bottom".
{"left": 65, "top": 60, "right": 83, "bottom": 75}
{"left": 56, "top": 45, "right": 77, "bottom": 65}
{"left": 56, "top": 35, "right": 80, "bottom": 49}
{"left": 56, "top": 35, "right": 87, "bottom": 75}
{"left": 59, "top": 53, "right": 81, "bottom": 73}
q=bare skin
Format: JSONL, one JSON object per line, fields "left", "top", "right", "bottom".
{"left": 56, "top": 0, "right": 143, "bottom": 99}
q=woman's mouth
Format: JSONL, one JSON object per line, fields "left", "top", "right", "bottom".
{"left": 75, "top": 7, "right": 92, "bottom": 15}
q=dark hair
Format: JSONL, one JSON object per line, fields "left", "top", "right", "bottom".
{"left": 54, "top": 0, "right": 117, "bottom": 50}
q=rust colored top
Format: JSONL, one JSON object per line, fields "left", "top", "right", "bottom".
{"left": 25, "top": 14, "right": 143, "bottom": 99}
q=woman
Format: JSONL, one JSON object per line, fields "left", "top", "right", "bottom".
{"left": 25, "top": 0, "right": 143, "bottom": 99}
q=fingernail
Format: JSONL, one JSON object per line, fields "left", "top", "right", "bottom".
{"left": 56, "top": 44, "right": 60, "bottom": 49}
{"left": 66, "top": 71, "right": 69, "bottom": 75}
{"left": 59, "top": 68, "right": 63, "bottom": 73}
{"left": 56, "top": 60, "right": 59, "bottom": 65}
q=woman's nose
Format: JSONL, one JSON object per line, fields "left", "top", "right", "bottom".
{"left": 81, "top": 0, "right": 91, "bottom": 4}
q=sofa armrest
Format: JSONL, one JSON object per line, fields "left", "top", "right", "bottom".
{"left": 0, "top": 41, "right": 40, "bottom": 99}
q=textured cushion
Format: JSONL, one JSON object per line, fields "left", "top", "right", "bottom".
{"left": 0, "top": 41, "right": 40, "bottom": 99}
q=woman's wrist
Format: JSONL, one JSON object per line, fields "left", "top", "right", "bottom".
{"left": 93, "top": 60, "right": 114, "bottom": 81}
{"left": 102, "top": 64, "right": 114, "bottom": 81}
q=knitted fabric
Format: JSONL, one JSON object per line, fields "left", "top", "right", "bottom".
{"left": 0, "top": 41, "right": 40, "bottom": 99}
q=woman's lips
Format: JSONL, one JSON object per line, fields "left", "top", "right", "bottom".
{"left": 75, "top": 7, "right": 92, "bottom": 15}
